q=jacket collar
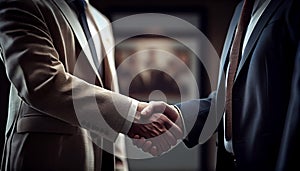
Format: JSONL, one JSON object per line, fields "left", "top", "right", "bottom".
{"left": 218, "top": 1, "right": 243, "bottom": 87}
{"left": 219, "top": 0, "right": 284, "bottom": 84}
{"left": 235, "top": 0, "right": 284, "bottom": 81}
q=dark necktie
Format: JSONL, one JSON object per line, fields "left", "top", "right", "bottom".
{"left": 71, "top": 0, "right": 102, "bottom": 76}
{"left": 225, "top": 0, "right": 255, "bottom": 140}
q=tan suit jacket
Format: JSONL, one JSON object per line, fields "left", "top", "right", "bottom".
{"left": 0, "top": 0, "right": 135, "bottom": 170}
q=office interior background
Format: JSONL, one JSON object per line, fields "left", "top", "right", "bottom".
{"left": 0, "top": 0, "right": 240, "bottom": 171}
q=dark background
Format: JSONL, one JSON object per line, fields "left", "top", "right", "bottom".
{"left": 91, "top": 0, "right": 240, "bottom": 56}
{"left": 0, "top": 0, "right": 240, "bottom": 170}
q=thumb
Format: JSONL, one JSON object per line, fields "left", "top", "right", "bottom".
{"left": 143, "top": 101, "right": 179, "bottom": 122}
{"left": 140, "top": 101, "right": 166, "bottom": 117}
{"left": 163, "top": 105, "right": 180, "bottom": 123}
{"left": 140, "top": 104, "right": 153, "bottom": 118}
{"left": 137, "top": 102, "right": 148, "bottom": 112}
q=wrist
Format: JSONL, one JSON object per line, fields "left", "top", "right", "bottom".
{"left": 173, "top": 105, "right": 185, "bottom": 137}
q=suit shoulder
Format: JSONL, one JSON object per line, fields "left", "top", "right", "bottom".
{"left": 0, "top": 0, "right": 51, "bottom": 16}
{"left": 0, "top": 0, "right": 41, "bottom": 6}
{"left": 89, "top": 6, "right": 111, "bottom": 25}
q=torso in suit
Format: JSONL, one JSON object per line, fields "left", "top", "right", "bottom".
{"left": 178, "top": 0, "right": 300, "bottom": 170}
{"left": 0, "top": 0, "right": 136, "bottom": 170}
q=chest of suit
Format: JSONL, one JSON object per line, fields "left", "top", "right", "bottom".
{"left": 216, "top": 0, "right": 299, "bottom": 170}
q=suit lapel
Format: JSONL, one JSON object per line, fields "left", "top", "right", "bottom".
{"left": 235, "top": 0, "right": 284, "bottom": 82}
{"left": 89, "top": 7, "right": 119, "bottom": 92}
{"left": 217, "top": 2, "right": 243, "bottom": 87}
{"left": 52, "top": 0, "right": 101, "bottom": 82}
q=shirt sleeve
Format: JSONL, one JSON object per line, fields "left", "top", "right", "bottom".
{"left": 120, "top": 99, "right": 139, "bottom": 134}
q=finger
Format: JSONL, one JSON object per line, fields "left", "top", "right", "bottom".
{"left": 133, "top": 137, "right": 146, "bottom": 148}
{"left": 141, "top": 101, "right": 167, "bottom": 117}
{"left": 140, "top": 104, "right": 154, "bottom": 117}
{"left": 156, "top": 134, "right": 170, "bottom": 152}
{"left": 150, "top": 137, "right": 163, "bottom": 155}
{"left": 159, "top": 115, "right": 183, "bottom": 140}
{"left": 144, "top": 102, "right": 180, "bottom": 123}
{"left": 149, "top": 119, "right": 171, "bottom": 152}
{"left": 164, "top": 105, "right": 180, "bottom": 122}
{"left": 149, "top": 145, "right": 163, "bottom": 157}
{"left": 143, "top": 124, "right": 161, "bottom": 138}
{"left": 132, "top": 138, "right": 141, "bottom": 147}
{"left": 132, "top": 135, "right": 141, "bottom": 145}
{"left": 133, "top": 124, "right": 161, "bottom": 139}
{"left": 149, "top": 114, "right": 182, "bottom": 141}
{"left": 151, "top": 145, "right": 163, "bottom": 156}
{"left": 163, "top": 130, "right": 177, "bottom": 146}
{"left": 158, "top": 129, "right": 176, "bottom": 152}
{"left": 141, "top": 140, "right": 153, "bottom": 153}
{"left": 169, "top": 123, "right": 184, "bottom": 140}
{"left": 137, "top": 102, "right": 149, "bottom": 112}
{"left": 149, "top": 101, "right": 167, "bottom": 113}
{"left": 150, "top": 146, "right": 158, "bottom": 156}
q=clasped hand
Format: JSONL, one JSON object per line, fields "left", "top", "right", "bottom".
{"left": 127, "top": 101, "right": 184, "bottom": 156}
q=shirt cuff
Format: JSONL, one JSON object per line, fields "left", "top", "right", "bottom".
{"left": 173, "top": 105, "right": 187, "bottom": 138}
{"left": 120, "top": 99, "right": 139, "bottom": 134}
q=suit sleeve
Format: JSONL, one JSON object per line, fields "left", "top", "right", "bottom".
{"left": 276, "top": 44, "right": 300, "bottom": 171}
{"left": 276, "top": 34, "right": 300, "bottom": 171}
{"left": 176, "top": 92, "right": 215, "bottom": 148}
{"left": 276, "top": 0, "right": 300, "bottom": 170}
{"left": 0, "top": 0, "right": 135, "bottom": 142}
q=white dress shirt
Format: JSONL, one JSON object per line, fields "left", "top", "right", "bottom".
{"left": 85, "top": 1, "right": 103, "bottom": 76}
{"left": 84, "top": 1, "right": 130, "bottom": 170}
{"left": 224, "top": 0, "right": 271, "bottom": 154}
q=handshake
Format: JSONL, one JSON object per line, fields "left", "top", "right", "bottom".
{"left": 127, "top": 101, "right": 184, "bottom": 156}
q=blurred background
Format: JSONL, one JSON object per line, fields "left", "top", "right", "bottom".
{"left": 0, "top": 0, "right": 240, "bottom": 171}
{"left": 91, "top": 0, "right": 240, "bottom": 171}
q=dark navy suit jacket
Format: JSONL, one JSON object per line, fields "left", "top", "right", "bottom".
{"left": 177, "top": 0, "right": 300, "bottom": 170}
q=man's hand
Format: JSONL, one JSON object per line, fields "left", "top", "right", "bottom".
{"left": 141, "top": 101, "right": 183, "bottom": 127}
{"left": 128, "top": 101, "right": 184, "bottom": 156}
